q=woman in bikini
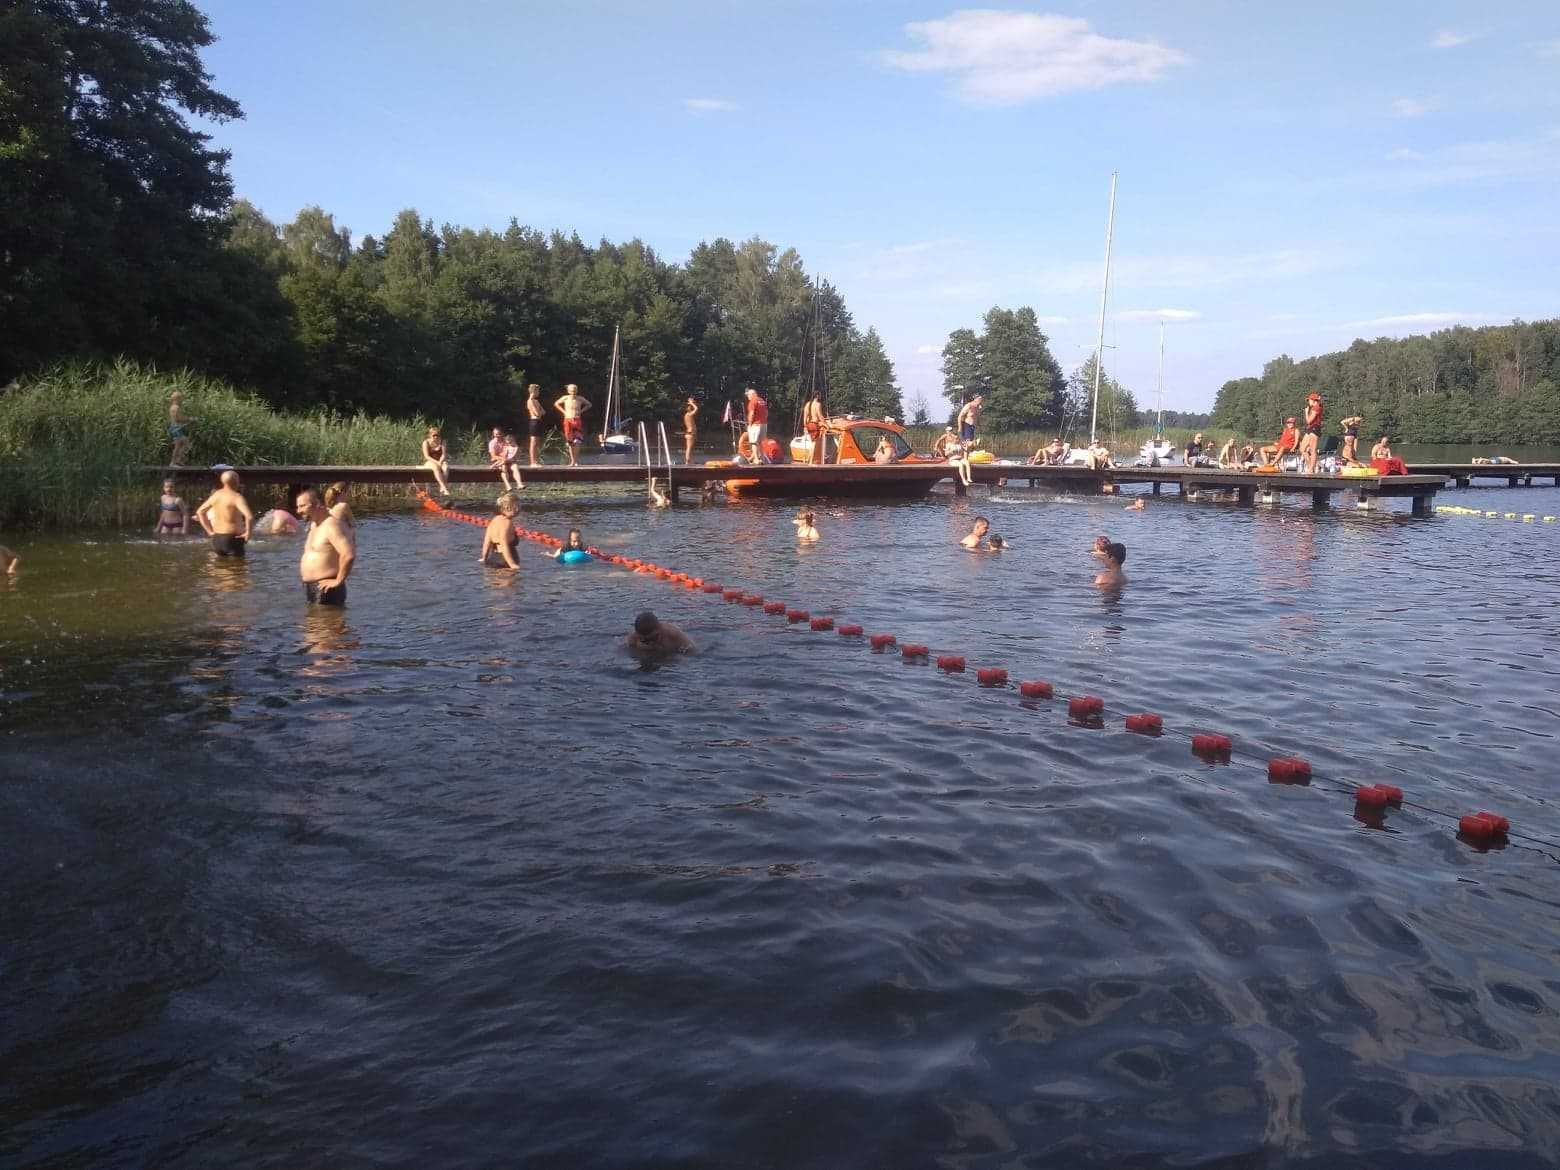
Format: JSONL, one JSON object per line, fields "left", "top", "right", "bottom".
{"left": 421, "top": 426, "right": 451, "bottom": 496}
{"left": 480, "top": 493, "right": 522, "bottom": 570}
{"left": 526, "top": 384, "right": 545, "bottom": 467}
{"left": 153, "top": 479, "right": 188, "bottom": 536}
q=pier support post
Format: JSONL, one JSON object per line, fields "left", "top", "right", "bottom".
{"left": 1412, "top": 493, "right": 1433, "bottom": 518}
{"left": 1312, "top": 489, "right": 1329, "bottom": 511}
{"left": 1455, "top": 477, "right": 1470, "bottom": 488}
{"left": 1152, "top": 481, "right": 1162, "bottom": 495}
{"left": 1509, "top": 475, "right": 1519, "bottom": 487}
{"left": 1237, "top": 485, "right": 1255, "bottom": 505}
{"left": 954, "top": 479, "right": 966, "bottom": 496}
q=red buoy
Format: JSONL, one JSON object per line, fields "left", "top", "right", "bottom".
{"left": 702, "top": 583, "right": 723, "bottom": 593}
{"left": 1355, "top": 785, "right": 1390, "bottom": 810}
{"left": 763, "top": 601, "right": 786, "bottom": 614}
{"left": 870, "top": 634, "right": 897, "bottom": 650}
{"left": 1124, "top": 713, "right": 1163, "bottom": 735}
{"left": 810, "top": 617, "right": 834, "bottom": 631}
{"left": 1019, "top": 680, "right": 1053, "bottom": 700}
{"left": 937, "top": 655, "right": 966, "bottom": 672}
{"left": 1068, "top": 696, "right": 1105, "bottom": 719}
{"left": 976, "top": 667, "right": 1007, "bottom": 687}
{"left": 837, "top": 624, "right": 863, "bottom": 636}
{"left": 1458, "top": 812, "right": 1510, "bottom": 844}
{"left": 684, "top": 579, "right": 701, "bottom": 590}
{"left": 1267, "top": 757, "right": 1312, "bottom": 785}
{"left": 743, "top": 594, "right": 765, "bottom": 606}
{"left": 786, "top": 609, "right": 810, "bottom": 623}
{"left": 902, "top": 643, "right": 929, "bottom": 658}
{"left": 1191, "top": 734, "right": 1233, "bottom": 758}
{"left": 723, "top": 589, "right": 743, "bottom": 601}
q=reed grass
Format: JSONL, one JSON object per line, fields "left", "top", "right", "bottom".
{"left": 0, "top": 360, "right": 480, "bottom": 528}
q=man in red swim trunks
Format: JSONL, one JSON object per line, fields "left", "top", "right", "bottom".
{"left": 553, "top": 383, "right": 592, "bottom": 468}
{"left": 1259, "top": 417, "right": 1299, "bottom": 467}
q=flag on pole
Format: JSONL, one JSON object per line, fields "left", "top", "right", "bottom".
{"left": 721, "top": 400, "right": 732, "bottom": 425}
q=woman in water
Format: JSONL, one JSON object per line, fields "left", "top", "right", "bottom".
{"left": 421, "top": 426, "right": 451, "bottom": 496}
{"left": 325, "top": 481, "right": 355, "bottom": 529}
{"left": 167, "top": 391, "right": 195, "bottom": 466}
{"left": 682, "top": 396, "right": 698, "bottom": 465}
{"left": 648, "top": 478, "right": 670, "bottom": 508}
{"left": 526, "top": 384, "right": 546, "bottom": 467}
{"left": 152, "top": 479, "right": 188, "bottom": 536}
{"left": 548, "top": 528, "right": 588, "bottom": 560}
{"left": 795, "top": 510, "right": 820, "bottom": 542}
{"left": 480, "top": 493, "right": 522, "bottom": 570}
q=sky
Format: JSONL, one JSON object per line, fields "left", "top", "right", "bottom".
{"left": 198, "top": 1, "right": 1560, "bottom": 414}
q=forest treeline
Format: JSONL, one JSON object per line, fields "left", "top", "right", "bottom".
{"left": 1, "top": 0, "right": 899, "bottom": 433}
{"left": 1213, "top": 320, "right": 1560, "bottom": 443}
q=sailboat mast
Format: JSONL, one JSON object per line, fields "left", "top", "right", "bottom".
{"left": 601, "top": 325, "right": 620, "bottom": 441}
{"left": 1156, "top": 320, "right": 1165, "bottom": 438}
{"left": 1088, "top": 172, "right": 1118, "bottom": 447}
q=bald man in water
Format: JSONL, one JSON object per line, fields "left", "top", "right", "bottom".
{"left": 194, "top": 470, "right": 253, "bottom": 557}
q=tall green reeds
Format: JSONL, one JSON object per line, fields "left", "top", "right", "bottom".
{"left": 0, "top": 360, "right": 480, "bottom": 527}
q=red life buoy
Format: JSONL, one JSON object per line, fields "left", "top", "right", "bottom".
{"left": 901, "top": 643, "right": 929, "bottom": 658}
{"left": 976, "top": 667, "right": 1007, "bottom": 687}
{"left": 1267, "top": 757, "right": 1312, "bottom": 784}
{"left": 1124, "top": 713, "right": 1163, "bottom": 735}
{"left": 936, "top": 655, "right": 965, "bottom": 672}
{"left": 786, "top": 609, "right": 809, "bottom": 623}
{"left": 1068, "top": 696, "right": 1104, "bottom": 719}
{"left": 1019, "top": 680, "right": 1053, "bottom": 700}
{"left": 870, "top": 634, "right": 896, "bottom": 650}
{"left": 763, "top": 601, "right": 786, "bottom": 614}
{"left": 810, "top": 617, "right": 834, "bottom": 631}
{"left": 1191, "top": 733, "right": 1232, "bottom": 758}
{"left": 837, "top": 624, "right": 863, "bottom": 636}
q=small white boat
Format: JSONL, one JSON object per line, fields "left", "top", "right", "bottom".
{"left": 600, "top": 432, "right": 637, "bottom": 456}
{"left": 1139, "top": 437, "right": 1175, "bottom": 465}
{"left": 597, "top": 327, "right": 638, "bottom": 455}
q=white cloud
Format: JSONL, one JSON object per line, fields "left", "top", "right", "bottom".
{"left": 1348, "top": 312, "right": 1498, "bottom": 329}
{"left": 1391, "top": 97, "right": 1435, "bottom": 118}
{"left": 1118, "top": 308, "right": 1201, "bottom": 322}
{"left": 879, "top": 10, "right": 1187, "bottom": 106}
{"left": 1431, "top": 29, "right": 1477, "bottom": 49}
{"left": 1536, "top": 39, "right": 1560, "bottom": 58}
{"left": 914, "top": 344, "right": 942, "bottom": 355}
{"left": 683, "top": 98, "right": 738, "bottom": 114}
{"left": 1374, "top": 130, "right": 1560, "bottom": 187}
{"left": 1387, "top": 147, "right": 1424, "bottom": 161}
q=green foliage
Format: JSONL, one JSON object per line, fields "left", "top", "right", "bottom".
{"left": 1066, "top": 355, "right": 1140, "bottom": 435}
{"left": 1212, "top": 320, "right": 1560, "bottom": 443}
{"left": 0, "top": 360, "right": 468, "bottom": 527}
{"left": 940, "top": 308, "right": 1066, "bottom": 430}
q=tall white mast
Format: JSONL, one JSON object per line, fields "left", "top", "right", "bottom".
{"left": 1088, "top": 172, "right": 1118, "bottom": 446}
{"left": 1156, "top": 320, "right": 1165, "bottom": 438}
{"left": 601, "top": 325, "right": 620, "bottom": 442}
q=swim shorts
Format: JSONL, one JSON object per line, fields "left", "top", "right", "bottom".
{"left": 168, "top": 424, "right": 185, "bottom": 440}
{"left": 304, "top": 580, "right": 346, "bottom": 606}
{"left": 959, "top": 422, "right": 975, "bottom": 441}
{"left": 528, "top": 417, "right": 544, "bottom": 438}
{"left": 211, "top": 534, "right": 246, "bottom": 557}
{"left": 563, "top": 418, "right": 583, "bottom": 443}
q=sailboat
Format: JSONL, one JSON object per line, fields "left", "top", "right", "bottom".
{"left": 1061, "top": 172, "right": 1118, "bottom": 467}
{"left": 598, "top": 326, "right": 638, "bottom": 455}
{"left": 1139, "top": 321, "right": 1175, "bottom": 464}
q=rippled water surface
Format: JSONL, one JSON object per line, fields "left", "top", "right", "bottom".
{"left": 4, "top": 480, "right": 1560, "bottom": 1169}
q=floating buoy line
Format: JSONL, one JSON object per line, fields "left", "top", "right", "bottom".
{"left": 1436, "top": 504, "right": 1556, "bottom": 522}
{"left": 418, "top": 494, "right": 1556, "bottom": 864}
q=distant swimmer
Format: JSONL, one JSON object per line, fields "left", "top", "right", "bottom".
{"left": 254, "top": 508, "right": 301, "bottom": 536}
{"left": 194, "top": 470, "right": 253, "bottom": 557}
{"left": 683, "top": 395, "right": 699, "bottom": 465}
{"left": 988, "top": 534, "right": 1007, "bottom": 550}
{"left": 325, "top": 481, "right": 355, "bottom": 530}
{"left": 554, "top": 384, "right": 592, "bottom": 468}
{"left": 1125, "top": 498, "right": 1146, "bottom": 511}
{"left": 1, "top": 544, "right": 17, "bottom": 575}
{"left": 549, "top": 528, "right": 589, "bottom": 561}
{"left": 648, "top": 477, "right": 671, "bottom": 508}
{"left": 625, "top": 611, "right": 695, "bottom": 659}
{"left": 795, "top": 510, "right": 820, "bottom": 542}
{"left": 153, "top": 478, "right": 188, "bottom": 536}
{"left": 526, "top": 383, "right": 546, "bottom": 467}
{"left": 421, "top": 426, "right": 451, "bottom": 496}
{"left": 956, "top": 395, "right": 983, "bottom": 443}
{"left": 296, "top": 487, "right": 356, "bottom": 605}
{"left": 1092, "top": 538, "right": 1127, "bottom": 589}
{"left": 960, "top": 515, "right": 991, "bottom": 550}
{"left": 167, "top": 390, "right": 195, "bottom": 466}
{"left": 480, "top": 493, "right": 522, "bottom": 570}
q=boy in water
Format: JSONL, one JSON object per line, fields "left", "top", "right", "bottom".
{"left": 625, "top": 611, "right": 694, "bottom": 659}
{"left": 1091, "top": 538, "right": 1127, "bottom": 588}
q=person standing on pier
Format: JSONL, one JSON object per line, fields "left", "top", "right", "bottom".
{"left": 956, "top": 395, "right": 983, "bottom": 444}
{"left": 554, "top": 384, "right": 592, "bottom": 468}
{"left": 1300, "top": 391, "right": 1324, "bottom": 474}
{"left": 744, "top": 388, "right": 769, "bottom": 463}
{"left": 526, "top": 384, "right": 546, "bottom": 467}
{"left": 803, "top": 391, "right": 826, "bottom": 464}
{"left": 194, "top": 470, "right": 254, "bottom": 557}
{"left": 683, "top": 396, "right": 699, "bottom": 465}
{"left": 297, "top": 487, "right": 356, "bottom": 605}
{"left": 1339, "top": 415, "right": 1364, "bottom": 465}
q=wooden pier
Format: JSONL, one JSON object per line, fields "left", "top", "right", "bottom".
{"left": 160, "top": 461, "right": 1448, "bottom": 515}
{"left": 1406, "top": 463, "right": 1560, "bottom": 488}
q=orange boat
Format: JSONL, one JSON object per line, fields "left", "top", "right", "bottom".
{"left": 708, "top": 416, "right": 939, "bottom": 499}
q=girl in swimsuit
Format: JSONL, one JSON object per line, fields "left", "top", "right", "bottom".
{"left": 480, "top": 493, "right": 522, "bottom": 569}
{"left": 548, "top": 528, "right": 586, "bottom": 559}
{"left": 421, "top": 427, "right": 451, "bottom": 496}
{"left": 153, "top": 479, "right": 187, "bottom": 535}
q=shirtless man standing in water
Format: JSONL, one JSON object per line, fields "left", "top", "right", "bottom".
{"left": 296, "top": 487, "right": 356, "bottom": 605}
{"left": 194, "top": 470, "right": 253, "bottom": 556}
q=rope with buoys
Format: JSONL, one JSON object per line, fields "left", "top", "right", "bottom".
{"left": 416, "top": 492, "right": 1552, "bottom": 862}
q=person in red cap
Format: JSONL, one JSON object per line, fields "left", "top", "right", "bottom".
{"left": 1259, "top": 417, "right": 1300, "bottom": 467}
{"left": 1299, "top": 390, "right": 1324, "bottom": 473}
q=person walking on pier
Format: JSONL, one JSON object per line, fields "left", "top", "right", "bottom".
{"left": 194, "top": 470, "right": 253, "bottom": 557}
{"left": 297, "top": 487, "right": 355, "bottom": 605}
{"left": 554, "top": 384, "right": 592, "bottom": 468}
{"left": 744, "top": 388, "right": 769, "bottom": 464}
{"left": 526, "top": 384, "right": 546, "bottom": 467}
{"left": 421, "top": 426, "right": 451, "bottom": 496}
{"left": 682, "top": 396, "right": 699, "bottom": 465}
{"left": 1300, "top": 391, "right": 1324, "bottom": 474}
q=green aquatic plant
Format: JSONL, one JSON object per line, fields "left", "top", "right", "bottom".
{"left": 0, "top": 360, "right": 481, "bottom": 527}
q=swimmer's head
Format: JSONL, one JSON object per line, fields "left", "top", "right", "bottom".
{"left": 973, "top": 516, "right": 990, "bottom": 535}
{"left": 296, "top": 487, "right": 323, "bottom": 514}
{"left": 1105, "top": 542, "right": 1126, "bottom": 566}
{"left": 989, "top": 534, "right": 1005, "bottom": 549}
{"left": 634, "top": 611, "right": 660, "bottom": 637}
{"left": 566, "top": 528, "right": 582, "bottom": 548}
{"left": 1094, "top": 534, "right": 1110, "bottom": 551}
{"left": 496, "top": 493, "right": 518, "bottom": 515}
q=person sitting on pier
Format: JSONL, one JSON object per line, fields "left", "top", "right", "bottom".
{"left": 1085, "top": 442, "right": 1113, "bottom": 470}
{"left": 498, "top": 432, "right": 523, "bottom": 491}
{"left": 626, "top": 611, "right": 695, "bottom": 659}
{"left": 554, "top": 384, "right": 592, "bottom": 468}
{"left": 933, "top": 427, "right": 959, "bottom": 459}
{"left": 421, "top": 426, "right": 452, "bottom": 496}
{"left": 1260, "top": 418, "right": 1299, "bottom": 467}
{"left": 1092, "top": 539, "right": 1127, "bottom": 589}
{"left": 1183, "top": 432, "right": 1208, "bottom": 467}
{"left": 1216, "top": 436, "right": 1238, "bottom": 468}
{"left": 961, "top": 516, "right": 991, "bottom": 550}
{"left": 487, "top": 426, "right": 505, "bottom": 471}
{"left": 1371, "top": 434, "right": 1393, "bottom": 462}
{"left": 153, "top": 479, "right": 188, "bottom": 536}
{"left": 480, "top": 493, "right": 523, "bottom": 570}
{"left": 946, "top": 437, "right": 974, "bottom": 485}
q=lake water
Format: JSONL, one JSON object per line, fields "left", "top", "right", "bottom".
{"left": 4, "top": 477, "right": 1560, "bottom": 1169}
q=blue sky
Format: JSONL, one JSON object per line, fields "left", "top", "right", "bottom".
{"left": 200, "top": 1, "right": 1560, "bottom": 413}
